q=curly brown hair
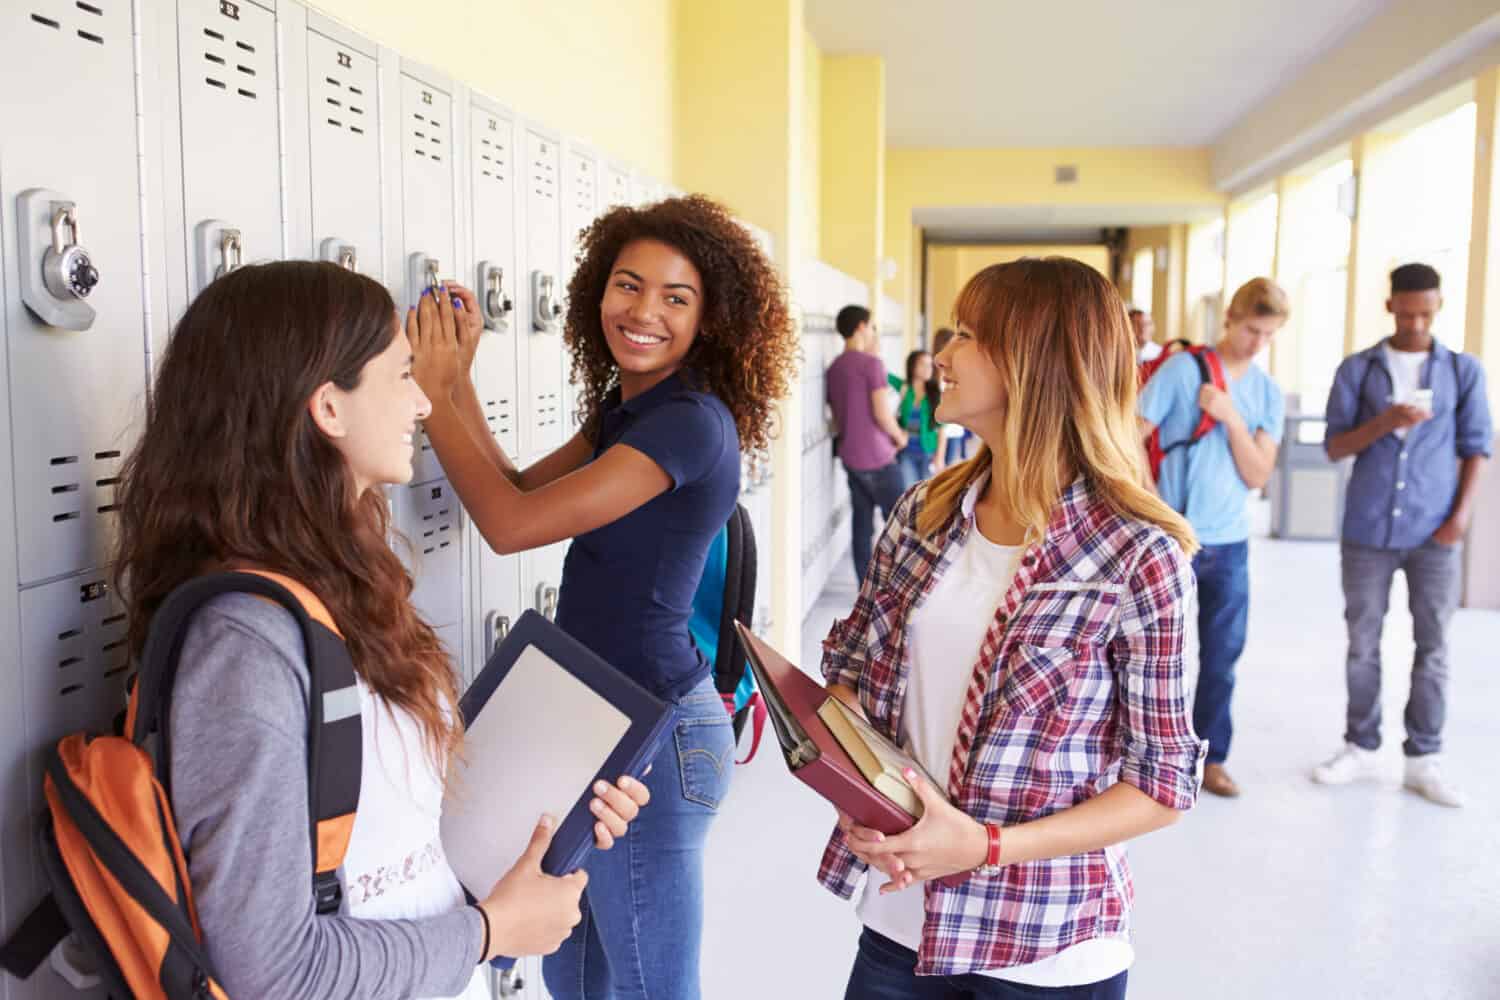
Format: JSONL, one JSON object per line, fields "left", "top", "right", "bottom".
{"left": 564, "top": 195, "right": 798, "bottom": 459}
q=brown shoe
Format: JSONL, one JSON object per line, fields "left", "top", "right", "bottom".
{"left": 1202, "top": 763, "right": 1241, "bottom": 798}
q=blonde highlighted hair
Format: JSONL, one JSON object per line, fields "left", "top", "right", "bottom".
{"left": 918, "top": 258, "right": 1197, "bottom": 556}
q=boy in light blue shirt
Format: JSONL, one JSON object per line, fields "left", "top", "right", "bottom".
{"left": 1139, "top": 278, "right": 1288, "bottom": 798}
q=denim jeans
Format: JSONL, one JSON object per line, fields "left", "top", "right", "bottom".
{"left": 542, "top": 675, "right": 734, "bottom": 1000}
{"left": 1191, "top": 541, "right": 1249, "bottom": 765}
{"left": 846, "top": 461, "right": 908, "bottom": 586}
{"left": 844, "top": 929, "right": 1129, "bottom": 1000}
{"left": 897, "top": 448, "right": 933, "bottom": 490}
{"left": 1340, "top": 539, "right": 1461, "bottom": 757}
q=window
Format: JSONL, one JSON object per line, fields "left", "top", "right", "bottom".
{"left": 1131, "top": 247, "right": 1154, "bottom": 312}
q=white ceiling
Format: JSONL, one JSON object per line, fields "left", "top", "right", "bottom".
{"left": 805, "top": 0, "right": 1393, "bottom": 148}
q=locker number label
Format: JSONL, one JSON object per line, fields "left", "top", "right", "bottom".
{"left": 220, "top": 0, "right": 241, "bottom": 20}
{"left": 338, "top": 52, "right": 353, "bottom": 69}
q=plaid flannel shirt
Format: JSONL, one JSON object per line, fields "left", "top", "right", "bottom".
{"left": 818, "top": 474, "right": 1205, "bottom": 975}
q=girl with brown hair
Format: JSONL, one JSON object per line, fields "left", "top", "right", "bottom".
{"left": 816, "top": 258, "right": 1205, "bottom": 999}
{"left": 114, "top": 260, "right": 648, "bottom": 998}
{"left": 408, "top": 195, "right": 798, "bottom": 999}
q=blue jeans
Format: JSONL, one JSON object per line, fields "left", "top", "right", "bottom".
{"left": 542, "top": 675, "right": 734, "bottom": 999}
{"left": 845, "top": 929, "right": 1129, "bottom": 999}
{"left": 846, "top": 461, "right": 907, "bottom": 586}
{"left": 1340, "top": 539, "right": 1461, "bottom": 756}
{"left": 897, "top": 448, "right": 933, "bottom": 489}
{"left": 1191, "top": 541, "right": 1249, "bottom": 765}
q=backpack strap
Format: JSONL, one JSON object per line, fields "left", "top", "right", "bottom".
{"left": 130, "top": 570, "right": 361, "bottom": 916}
{"left": 1159, "top": 346, "right": 1225, "bottom": 459}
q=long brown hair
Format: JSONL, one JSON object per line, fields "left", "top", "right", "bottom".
{"left": 919, "top": 258, "right": 1197, "bottom": 555}
{"left": 564, "top": 195, "right": 798, "bottom": 460}
{"left": 114, "top": 261, "right": 460, "bottom": 764}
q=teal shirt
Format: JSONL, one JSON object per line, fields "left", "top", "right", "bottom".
{"left": 1139, "top": 353, "right": 1285, "bottom": 545}
{"left": 889, "top": 375, "right": 941, "bottom": 456}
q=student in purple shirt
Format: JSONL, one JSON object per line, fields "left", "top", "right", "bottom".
{"left": 827, "top": 304, "right": 909, "bottom": 584}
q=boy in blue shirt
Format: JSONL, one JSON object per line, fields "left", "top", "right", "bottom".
{"left": 1312, "top": 263, "right": 1491, "bottom": 807}
{"left": 1139, "top": 278, "right": 1289, "bottom": 798}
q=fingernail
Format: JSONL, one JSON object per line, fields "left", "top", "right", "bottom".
{"left": 590, "top": 800, "right": 604, "bottom": 813}
{"left": 903, "top": 769, "right": 916, "bottom": 780}
{"left": 540, "top": 813, "right": 555, "bottom": 829}
{"left": 594, "top": 780, "right": 608, "bottom": 796}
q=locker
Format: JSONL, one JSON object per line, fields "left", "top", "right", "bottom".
{"left": 521, "top": 126, "right": 564, "bottom": 460}
{"left": 283, "top": 10, "right": 385, "bottom": 280}
{"left": 393, "top": 478, "right": 465, "bottom": 637}
{"left": 170, "top": 0, "right": 283, "bottom": 303}
{"left": 1, "top": 1, "right": 149, "bottom": 589}
{"left": 467, "top": 96, "right": 521, "bottom": 458}
{"left": 520, "top": 541, "right": 568, "bottom": 625}
{"left": 629, "top": 172, "right": 654, "bottom": 207}
{"left": 604, "top": 164, "right": 632, "bottom": 211}
{"left": 561, "top": 143, "right": 600, "bottom": 438}
{"left": 389, "top": 61, "right": 459, "bottom": 487}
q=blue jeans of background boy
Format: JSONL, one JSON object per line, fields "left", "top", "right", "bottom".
{"left": 543, "top": 676, "right": 734, "bottom": 1000}
{"left": 1192, "top": 541, "right": 1249, "bottom": 765}
{"left": 845, "top": 461, "right": 907, "bottom": 586}
{"left": 1340, "top": 538, "right": 1461, "bottom": 756}
{"left": 845, "top": 929, "right": 1129, "bottom": 1000}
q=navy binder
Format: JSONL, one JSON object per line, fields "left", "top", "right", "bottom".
{"left": 441, "top": 609, "right": 676, "bottom": 899}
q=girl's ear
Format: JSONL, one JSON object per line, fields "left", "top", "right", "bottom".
{"left": 307, "top": 382, "right": 348, "bottom": 440}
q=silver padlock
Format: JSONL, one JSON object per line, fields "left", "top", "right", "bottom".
{"left": 531, "top": 271, "right": 562, "bottom": 332}
{"left": 478, "top": 261, "right": 514, "bottom": 331}
{"left": 42, "top": 204, "right": 100, "bottom": 302}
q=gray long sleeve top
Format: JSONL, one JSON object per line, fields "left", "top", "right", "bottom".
{"left": 168, "top": 593, "right": 484, "bottom": 998}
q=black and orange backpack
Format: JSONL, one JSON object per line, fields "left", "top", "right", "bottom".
{"left": 0, "top": 570, "right": 362, "bottom": 999}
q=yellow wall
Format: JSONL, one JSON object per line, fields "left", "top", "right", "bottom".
{"left": 820, "top": 55, "right": 887, "bottom": 302}
{"left": 802, "top": 32, "right": 823, "bottom": 262}
{"left": 887, "top": 147, "right": 1227, "bottom": 340}
{"left": 925, "top": 244, "right": 1111, "bottom": 334}
{"left": 307, "top": 0, "right": 675, "bottom": 181}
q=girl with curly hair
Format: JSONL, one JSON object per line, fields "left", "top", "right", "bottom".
{"left": 410, "top": 194, "right": 797, "bottom": 999}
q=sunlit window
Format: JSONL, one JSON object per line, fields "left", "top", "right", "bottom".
{"left": 1186, "top": 218, "right": 1226, "bottom": 344}
{"left": 1225, "top": 190, "right": 1279, "bottom": 298}
{"left": 1278, "top": 158, "right": 1353, "bottom": 412}
{"left": 1132, "top": 248, "right": 1155, "bottom": 313}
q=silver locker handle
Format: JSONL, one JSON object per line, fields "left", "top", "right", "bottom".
{"left": 216, "top": 228, "right": 244, "bottom": 279}
{"left": 495, "top": 964, "right": 525, "bottom": 998}
{"left": 478, "top": 261, "right": 515, "bottom": 331}
{"left": 408, "top": 253, "right": 442, "bottom": 305}
{"left": 531, "top": 270, "right": 562, "bottom": 332}
{"left": 535, "top": 583, "right": 559, "bottom": 621}
{"left": 485, "top": 611, "right": 513, "bottom": 655}
{"left": 321, "top": 237, "right": 359, "bottom": 272}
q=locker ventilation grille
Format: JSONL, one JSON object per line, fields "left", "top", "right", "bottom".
{"left": 201, "top": 20, "right": 267, "bottom": 101}
{"left": 30, "top": 6, "right": 104, "bottom": 41}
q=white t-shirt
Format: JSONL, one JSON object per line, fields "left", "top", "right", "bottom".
{"left": 1383, "top": 344, "right": 1429, "bottom": 440}
{"left": 1137, "top": 341, "right": 1163, "bottom": 364}
{"left": 855, "top": 524, "right": 1134, "bottom": 986}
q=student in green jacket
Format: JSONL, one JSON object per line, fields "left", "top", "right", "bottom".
{"left": 890, "top": 349, "right": 944, "bottom": 488}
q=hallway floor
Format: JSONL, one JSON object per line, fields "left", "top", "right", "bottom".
{"left": 701, "top": 504, "right": 1500, "bottom": 999}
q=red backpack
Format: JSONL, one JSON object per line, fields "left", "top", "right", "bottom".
{"left": 1141, "top": 344, "right": 1227, "bottom": 481}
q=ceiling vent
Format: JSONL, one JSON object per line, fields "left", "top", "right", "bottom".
{"left": 1054, "top": 165, "right": 1079, "bottom": 184}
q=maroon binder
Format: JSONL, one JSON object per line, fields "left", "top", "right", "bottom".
{"left": 734, "top": 622, "right": 915, "bottom": 835}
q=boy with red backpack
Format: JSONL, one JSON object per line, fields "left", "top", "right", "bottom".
{"left": 1138, "top": 278, "right": 1288, "bottom": 799}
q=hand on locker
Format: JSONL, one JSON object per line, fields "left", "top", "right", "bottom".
{"left": 408, "top": 281, "right": 482, "bottom": 399}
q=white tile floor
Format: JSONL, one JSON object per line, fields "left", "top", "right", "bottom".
{"left": 701, "top": 502, "right": 1500, "bottom": 999}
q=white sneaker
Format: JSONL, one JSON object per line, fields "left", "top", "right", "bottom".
{"left": 1404, "top": 756, "right": 1464, "bottom": 808}
{"left": 1311, "top": 742, "right": 1383, "bottom": 785}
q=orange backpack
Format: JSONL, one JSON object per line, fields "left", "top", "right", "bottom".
{"left": 0, "top": 571, "right": 362, "bottom": 998}
{"left": 1141, "top": 344, "right": 1227, "bottom": 482}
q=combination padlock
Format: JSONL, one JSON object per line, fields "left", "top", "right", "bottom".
{"left": 42, "top": 204, "right": 99, "bottom": 302}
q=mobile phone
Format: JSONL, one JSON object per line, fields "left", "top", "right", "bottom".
{"left": 1411, "top": 388, "right": 1434, "bottom": 412}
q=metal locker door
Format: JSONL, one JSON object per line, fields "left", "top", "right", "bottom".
{"left": 468, "top": 99, "right": 520, "bottom": 458}
{"left": 305, "top": 26, "right": 383, "bottom": 278}
{"left": 1, "top": 2, "right": 148, "bottom": 590}
{"left": 398, "top": 68, "right": 458, "bottom": 486}
{"left": 176, "top": 0, "right": 282, "bottom": 301}
{"left": 604, "top": 166, "right": 631, "bottom": 212}
{"left": 521, "top": 127, "right": 563, "bottom": 460}
{"left": 521, "top": 541, "right": 567, "bottom": 625}
{"left": 395, "top": 478, "right": 464, "bottom": 635}
{"left": 561, "top": 145, "right": 599, "bottom": 439}
{"left": 629, "top": 173, "right": 653, "bottom": 207}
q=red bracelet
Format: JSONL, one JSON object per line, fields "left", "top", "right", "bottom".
{"left": 978, "top": 823, "right": 1002, "bottom": 873}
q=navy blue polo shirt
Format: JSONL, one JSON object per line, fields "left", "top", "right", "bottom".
{"left": 554, "top": 371, "right": 742, "bottom": 700}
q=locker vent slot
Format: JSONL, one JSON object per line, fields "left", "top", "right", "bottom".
{"left": 205, "top": 52, "right": 225, "bottom": 65}
{"left": 77, "top": 1, "right": 104, "bottom": 13}
{"left": 103, "top": 613, "right": 127, "bottom": 626}
{"left": 236, "top": 63, "right": 254, "bottom": 76}
{"left": 59, "top": 657, "right": 83, "bottom": 669}
{"left": 103, "top": 664, "right": 129, "bottom": 679}
{"left": 326, "top": 76, "right": 340, "bottom": 87}
{"left": 52, "top": 484, "right": 80, "bottom": 495}
{"left": 327, "top": 97, "right": 342, "bottom": 108}
{"left": 204, "top": 27, "right": 224, "bottom": 40}
{"left": 350, "top": 106, "right": 363, "bottom": 115}
{"left": 97, "top": 503, "right": 120, "bottom": 514}
{"left": 206, "top": 77, "right": 227, "bottom": 90}
{"left": 350, "top": 126, "right": 364, "bottom": 135}
{"left": 58, "top": 629, "right": 82, "bottom": 641}
{"left": 102, "top": 639, "right": 127, "bottom": 654}
{"left": 53, "top": 512, "right": 82, "bottom": 523}
{"left": 237, "top": 88, "right": 256, "bottom": 99}
{"left": 51, "top": 456, "right": 80, "bottom": 466}
{"left": 78, "top": 30, "right": 103, "bottom": 44}
{"left": 236, "top": 40, "right": 254, "bottom": 53}
{"left": 96, "top": 477, "right": 120, "bottom": 487}
{"left": 61, "top": 684, "right": 84, "bottom": 697}
{"left": 348, "top": 85, "right": 363, "bottom": 95}
{"left": 31, "top": 14, "right": 61, "bottom": 29}
{"left": 328, "top": 118, "right": 343, "bottom": 128}
{"left": 95, "top": 450, "right": 121, "bottom": 460}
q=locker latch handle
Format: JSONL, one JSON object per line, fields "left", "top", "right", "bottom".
{"left": 485, "top": 611, "right": 513, "bottom": 656}
{"left": 532, "top": 271, "right": 562, "bottom": 332}
{"left": 216, "top": 229, "right": 243, "bottom": 279}
{"left": 479, "top": 262, "right": 514, "bottom": 331}
{"left": 536, "top": 583, "right": 559, "bottom": 621}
